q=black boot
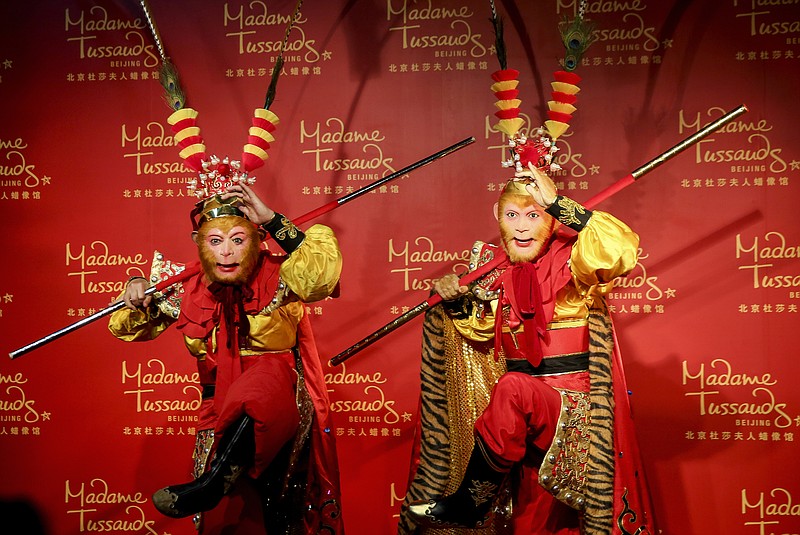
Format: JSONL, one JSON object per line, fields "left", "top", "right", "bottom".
{"left": 407, "top": 435, "right": 511, "bottom": 529}
{"left": 152, "top": 415, "right": 255, "bottom": 518}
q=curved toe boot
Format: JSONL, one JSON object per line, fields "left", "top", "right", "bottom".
{"left": 407, "top": 435, "right": 510, "bottom": 529}
{"left": 152, "top": 473, "right": 228, "bottom": 518}
{"left": 407, "top": 490, "right": 496, "bottom": 529}
{"left": 151, "top": 415, "right": 254, "bottom": 518}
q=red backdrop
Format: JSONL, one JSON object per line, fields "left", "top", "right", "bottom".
{"left": 1, "top": 1, "right": 799, "bottom": 534}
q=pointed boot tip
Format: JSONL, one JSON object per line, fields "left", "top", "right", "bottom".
{"left": 152, "top": 487, "right": 191, "bottom": 519}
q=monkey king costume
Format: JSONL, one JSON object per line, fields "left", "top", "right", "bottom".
{"left": 399, "top": 59, "right": 657, "bottom": 534}
{"left": 108, "top": 106, "right": 344, "bottom": 533}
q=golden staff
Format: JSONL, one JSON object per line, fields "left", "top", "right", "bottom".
{"left": 329, "top": 104, "right": 749, "bottom": 366}
{"left": 9, "top": 137, "right": 475, "bottom": 360}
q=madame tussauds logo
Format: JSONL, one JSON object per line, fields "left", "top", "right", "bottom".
{"left": 224, "top": 1, "right": 320, "bottom": 62}
{"left": 681, "top": 107, "right": 788, "bottom": 173}
{"left": 325, "top": 363, "right": 400, "bottom": 424}
{"left": 0, "top": 372, "right": 41, "bottom": 423}
{"left": 300, "top": 118, "right": 396, "bottom": 178}
{"left": 121, "top": 121, "right": 194, "bottom": 177}
{"left": 0, "top": 138, "right": 42, "bottom": 188}
{"left": 64, "top": 6, "right": 159, "bottom": 67}
{"left": 65, "top": 241, "right": 148, "bottom": 295}
{"left": 387, "top": 0, "right": 488, "bottom": 58}
{"left": 122, "top": 359, "right": 201, "bottom": 414}
{"left": 610, "top": 249, "right": 666, "bottom": 301}
{"left": 734, "top": 0, "right": 800, "bottom": 39}
{"left": 389, "top": 236, "right": 470, "bottom": 292}
{"left": 65, "top": 478, "right": 157, "bottom": 534}
{"left": 736, "top": 231, "right": 800, "bottom": 292}
{"left": 741, "top": 487, "right": 800, "bottom": 533}
{"left": 682, "top": 358, "right": 792, "bottom": 428}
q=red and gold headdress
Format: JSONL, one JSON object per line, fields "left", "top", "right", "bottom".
{"left": 139, "top": 0, "right": 302, "bottom": 229}
{"left": 488, "top": 1, "right": 595, "bottom": 177}
{"left": 167, "top": 107, "right": 280, "bottom": 201}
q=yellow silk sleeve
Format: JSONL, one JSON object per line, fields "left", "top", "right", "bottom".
{"left": 569, "top": 210, "right": 640, "bottom": 298}
{"left": 108, "top": 305, "right": 175, "bottom": 342}
{"left": 279, "top": 224, "right": 343, "bottom": 303}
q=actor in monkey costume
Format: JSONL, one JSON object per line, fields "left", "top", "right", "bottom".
{"left": 400, "top": 162, "right": 656, "bottom": 534}
{"left": 110, "top": 181, "right": 344, "bottom": 533}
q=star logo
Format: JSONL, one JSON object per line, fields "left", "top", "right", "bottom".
{"left": 42, "top": 412, "right": 51, "bottom": 421}
{"left": 790, "top": 160, "right": 799, "bottom": 170}
{"left": 590, "top": 164, "right": 600, "bottom": 175}
{"left": 665, "top": 288, "right": 676, "bottom": 298}
{"left": 322, "top": 50, "right": 332, "bottom": 61}
{"left": 3, "top": 59, "right": 11, "bottom": 69}
{"left": 402, "top": 412, "right": 412, "bottom": 422}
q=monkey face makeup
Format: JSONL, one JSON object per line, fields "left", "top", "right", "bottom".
{"left": 195, "top": 216, "right": 261, "bottom": 285}
{"left": 496, "top": 193, "right": 556, "bottom": 263}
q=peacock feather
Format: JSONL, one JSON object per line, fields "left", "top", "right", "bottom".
{"left": 559, "top": 14, "right": 597, "bottom": 71}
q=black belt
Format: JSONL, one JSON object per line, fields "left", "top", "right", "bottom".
{"left": 506, "top": 352, "right": 589, "bottom": 376}
{"left": 202, "top": 385, "right": 215, "bottom": 399}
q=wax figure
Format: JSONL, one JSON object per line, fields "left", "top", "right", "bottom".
{"left": 399, "top": 162, "right": 656, "bottom": 534}
{"left": 109, "top": 178, "right": 344, "bottom": 533}
{"left": 396, "top": 44, "right": 656, "bottom": 530}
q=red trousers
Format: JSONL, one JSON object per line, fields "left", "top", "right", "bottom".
{"left": 475, "top": 372, "right": 585, "bottom": 534}
{"left": 214, "top": 352, "right": 300, "bottom": 478}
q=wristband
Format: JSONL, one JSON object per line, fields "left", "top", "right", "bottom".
{"left": 260, "top": 213, "right": 305, "bottom": 253}
{"left": 545, "top": 195, "right": 593, "bottom": 232}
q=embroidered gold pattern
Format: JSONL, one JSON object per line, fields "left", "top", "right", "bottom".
{"left": 469, "top": 480, "right": 499, "bottom": 506}
{"left": 538, "top": 389, "right": 592, "bottom": 510}
{"left": 258, "top": 277, "right": 290, "bottom": 315}
{"left": 554, "top": 196, "right": 587, "bottom": 227}
{"left": 191, "top": 428, "right": 215, "bottom": 532}
{"left": 442, "top": 318, "right": 510, "bottom": 534}
{"left": 469, "top": 242, "right": 502, "bottom": 299}
{"left": 273, "top": 216, "right": 300, "bottom": 241}
{"left": 150, "top": 250, "right": 187, "bottom": 319}
{"left": 191, "top": 428, "right": 216, "bottom": 479}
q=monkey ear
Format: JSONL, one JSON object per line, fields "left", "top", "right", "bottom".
{"left": 493, "top": 202, "right": 500, "bottom": 221}
{"left": 191, "top": 231, "right": 199, "bottom": 244}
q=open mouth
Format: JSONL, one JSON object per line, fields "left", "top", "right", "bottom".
{"left": 513, "top": 238, "right": 534, "bottom": 247}
{"left": 216, "top": 263, "right": 240, "bottom": 273}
